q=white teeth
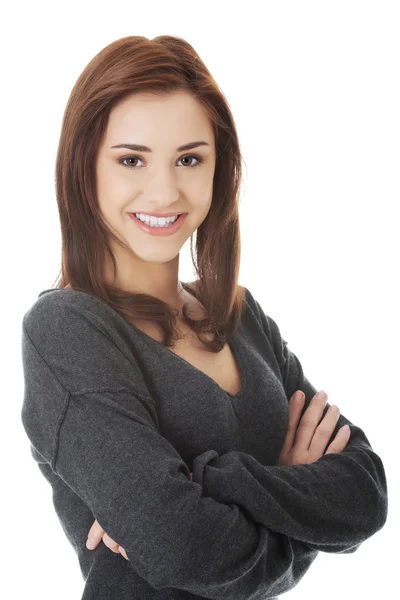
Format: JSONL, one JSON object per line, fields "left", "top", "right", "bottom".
{"left": 134, "top": 213, "right": 179, "bottom": 227}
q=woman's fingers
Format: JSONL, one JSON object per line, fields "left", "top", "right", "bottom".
{"left": 102, "top": 532, "right": 121, "bottom": 554}
{"left": 86, "top": 518, "right": 104, "bottom": 549}
{"left": 308, "top": 404, "right": 341, "bottom": 459}
{"left": 280, "top": 391, "right": 305, "bottom": 455}
{"left": 86, "top": 519, "right": 127, "bottom": 560}
{"left": 294, "top": 391, "right": 328, "bottom": 448}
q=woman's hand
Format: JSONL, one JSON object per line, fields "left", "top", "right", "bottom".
{"left": 86, "top": 519, "right": 129, "bottom": 560}
{"left": 278, "top": 389, "right": 351, "bottom": 466}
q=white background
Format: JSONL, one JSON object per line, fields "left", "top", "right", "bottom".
{"left": 2, "top": 0, "right": 398, "bottom": 598}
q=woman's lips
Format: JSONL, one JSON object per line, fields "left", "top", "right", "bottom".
{"left": 128, "top": 212, "right": 187, "bottom": 236}
{"left": 128, "top": 212, "right": 185, "bottom": 218}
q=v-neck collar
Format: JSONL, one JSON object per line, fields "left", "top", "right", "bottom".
{"left": 131, "top": 321, "right": 247, "bottom": 400}
{"left": 38, "top": 286, "right": 248, "bottom": 400}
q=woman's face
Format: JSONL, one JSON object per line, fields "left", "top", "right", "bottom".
{"left": 96, "top": 90, "right": 216, "bottom": 273}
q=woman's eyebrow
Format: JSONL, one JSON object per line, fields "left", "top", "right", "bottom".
{"left": 110, "top": 141, "right": 210, "bottom": 152}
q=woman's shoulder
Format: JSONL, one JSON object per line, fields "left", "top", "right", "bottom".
{"left": 22, "top": 287, "right": 153, "bottom": 399}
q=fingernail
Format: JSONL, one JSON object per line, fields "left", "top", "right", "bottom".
{"left": 86, "top": 538, "right": 94, "bottom": 550}
{"left": 295, "top": 391, "right": 304, "bottom": 401}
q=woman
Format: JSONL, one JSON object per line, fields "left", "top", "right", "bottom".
{"left": 21, "top": 35, "right": 387, "bottom": 600}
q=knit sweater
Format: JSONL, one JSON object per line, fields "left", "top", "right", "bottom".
{"left": 20, "top": 285, "right": 388, "bottom": 600}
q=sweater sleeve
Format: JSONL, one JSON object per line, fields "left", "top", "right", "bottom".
{"left": 21, "top": 300, "right": 320, "bottom": 600}
{"left": 198, "top": 293, "right": 389, "bottom": 554}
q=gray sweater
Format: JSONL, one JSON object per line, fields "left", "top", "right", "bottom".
{"left": 20, "top": 285, "right": 388, "bottom": 600}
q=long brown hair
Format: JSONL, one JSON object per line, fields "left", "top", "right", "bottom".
{"left": 52, "top": 35, "right": 247, "bottom": 352}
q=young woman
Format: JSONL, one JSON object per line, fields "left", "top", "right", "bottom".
{"left": 21, "top": 35, "right": 387, "bottom": 600}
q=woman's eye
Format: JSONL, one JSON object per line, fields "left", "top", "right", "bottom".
{"left": 119, "top": 154, "right": 203, "bottom": 169}
{"left": 179, "top": 155, "right": 203, "bottom": 168}
{"left": 120, "top": 156, "right": 142, "bottom": 169}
